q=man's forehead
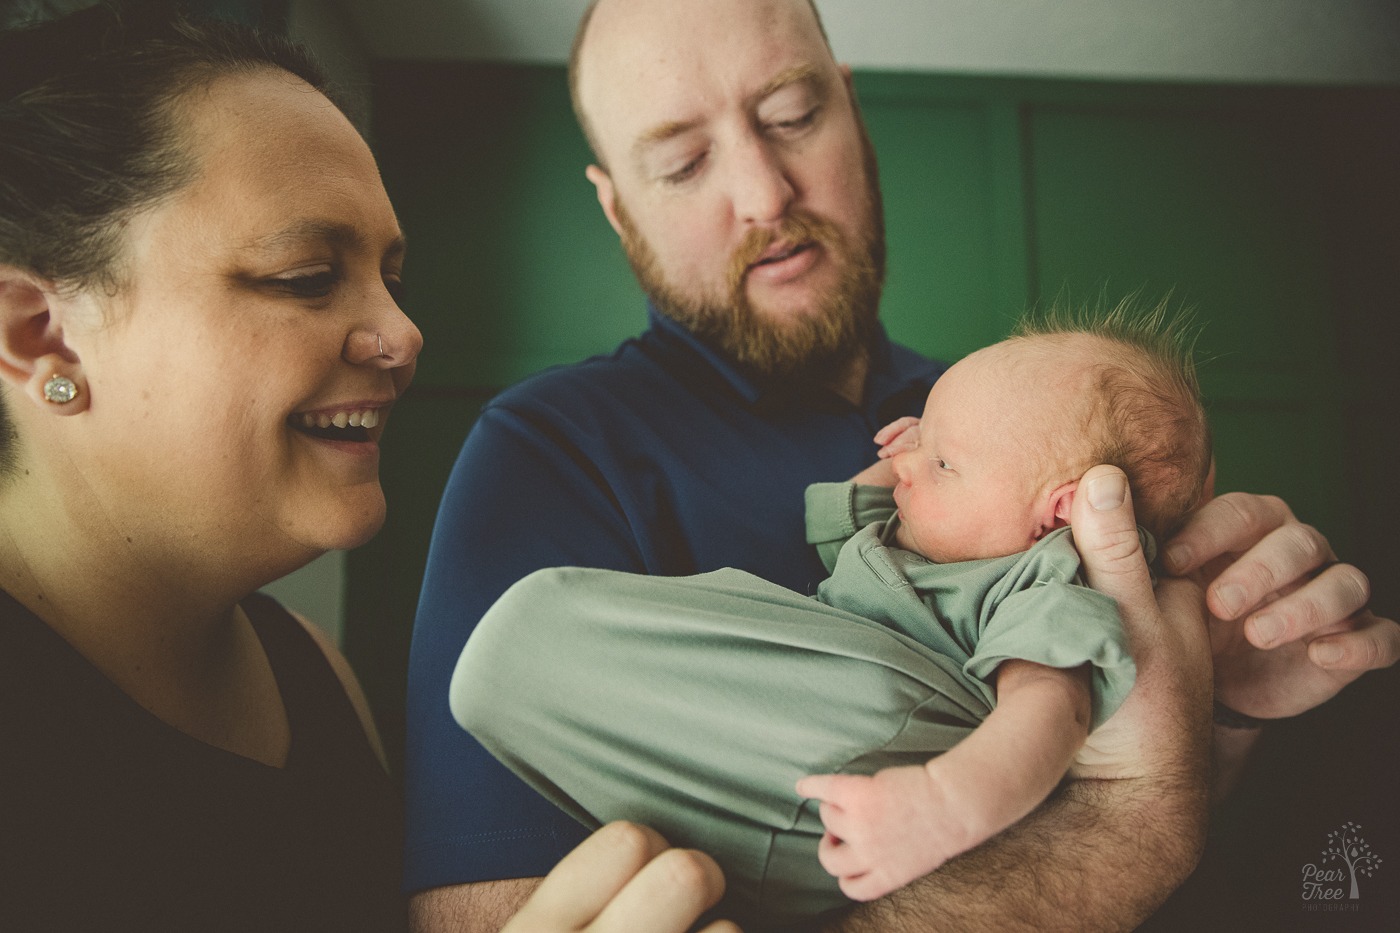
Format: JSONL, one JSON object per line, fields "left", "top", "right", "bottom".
{"left": 579, "top": 0, "right": 832, "bottom": 140}
{"left": 584, "top": 0, "right": 821, "bottom": 52}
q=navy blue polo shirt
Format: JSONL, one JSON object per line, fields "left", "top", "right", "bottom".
{"left": 404, "top": 306, "right": 947, "bottom": 892}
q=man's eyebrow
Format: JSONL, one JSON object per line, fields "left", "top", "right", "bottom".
{"left": 751, "top": 63, "right": 822, "bottom": 104}
{"left": 630, "top": 65, "right": 825, "bottom": 163}
{"left": 632, "top": 118, "right": 702, "bottom": 159}
{"left": 239, "top": 220, "right": 406, "bottom": 259}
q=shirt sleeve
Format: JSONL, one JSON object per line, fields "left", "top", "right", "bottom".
{"left": 403, "top": 401, "right": 643, "bottom": 891}
{"left": 805, "top": 483, "right": 897, "bottom": 573}
{"left": 966, "top": 581, "right": 1135, "bottom": 730}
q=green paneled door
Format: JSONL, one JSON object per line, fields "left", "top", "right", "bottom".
{"left": 855, "top": 74, "right": 1032, "bottom": 359}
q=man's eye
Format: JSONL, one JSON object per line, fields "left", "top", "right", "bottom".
{"left": 664, "top": 153, "right": 706, "bottom": 185}
{"left": 768, "top": 106, "right": 820, "bottom": 133}
{"left": 274, "top": 270, "right": 337, "bottom": 298}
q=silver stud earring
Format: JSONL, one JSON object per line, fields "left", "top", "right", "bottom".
{"left": 42, "top": 374, "right": 79, "bottom": 405}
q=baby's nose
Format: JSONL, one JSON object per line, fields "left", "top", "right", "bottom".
{"left": 890, "top": 449, "right": 912, "bottom": 484}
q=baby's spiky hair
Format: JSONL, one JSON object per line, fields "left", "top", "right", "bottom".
{"left": 1012, "top": 295, "right": 1212, "bottom": 541}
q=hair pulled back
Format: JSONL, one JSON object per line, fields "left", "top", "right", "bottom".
{"left": 0, "top": 1, "right": 331, "bottom": 292}
{"left": 0, "top": 2, "right": 332, "bottom": 473}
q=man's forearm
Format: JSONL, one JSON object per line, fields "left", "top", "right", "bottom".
{"left": 1210, "top": 721, "right": 1264, "bottom": 805}
{"left": 409, "top": 878, "right": 543, "bottom": 933}
{"left": 823, "top": 770, "right": 1208, "bottom": 933}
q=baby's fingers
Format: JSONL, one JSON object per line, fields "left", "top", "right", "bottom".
{"left": 796, "top": 773, "right": 851, "bottom": 804}
{"left": 874, "top": 418, "right": 921, "bottom": 458}
{"left": 873, "top": 417, "right": 919, "bottom": 446}
{"left": 839, "top": 871, "right": 898, "bottom": 903}
{"left": 816, "top": 829, "right": 869, "bottom": 881}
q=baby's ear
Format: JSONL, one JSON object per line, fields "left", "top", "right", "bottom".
{"left": 1034, "top": 480, "right": 1078, "bottom": 539}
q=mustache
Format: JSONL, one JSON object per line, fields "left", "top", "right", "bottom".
{"left": 725, "top": 212, "right": 844, "bottom": 295}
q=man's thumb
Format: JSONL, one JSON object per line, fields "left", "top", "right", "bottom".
{"left": 1072, "top": 465, "right": 1151, "bottom": 604}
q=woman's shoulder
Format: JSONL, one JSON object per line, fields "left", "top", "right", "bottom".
{"left": 242, "top": 594, "right": 387, "bottom": 770}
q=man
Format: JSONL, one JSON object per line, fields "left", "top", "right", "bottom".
{"left": 405, "top": 1, "right": 1397, "bottom": 929}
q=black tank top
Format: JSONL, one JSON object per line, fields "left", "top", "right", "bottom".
{"left": 0, "top": 589, "right": 406, "bottom": 932}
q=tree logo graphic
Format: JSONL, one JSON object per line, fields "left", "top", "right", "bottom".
{"left": 1301, "top": 821, "right": 1384, "bottom": 901}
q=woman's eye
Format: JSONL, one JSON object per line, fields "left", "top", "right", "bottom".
{"left": 273, "top": 269, "right": 337, "bottom": 298}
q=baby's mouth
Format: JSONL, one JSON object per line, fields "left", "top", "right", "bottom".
{"left": 289, "top": 408, "right": 380, "bottom": 443}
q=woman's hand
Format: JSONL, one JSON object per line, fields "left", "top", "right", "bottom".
{"left": 503, "top": 822, "right": 741, "bottom": 933}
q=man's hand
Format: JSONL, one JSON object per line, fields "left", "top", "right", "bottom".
{"left": 501, "top": 822, "right": 740, "bottom": 933}
{"left": 1162, "top": 491, "right": 1400, "bottom": 719}
{"left": 1069, "top": 467, "right": 1214, "bottom": 782}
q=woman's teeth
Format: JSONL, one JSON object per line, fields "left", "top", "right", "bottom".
{"left": 297, "top": 409, "right": 380, "bottom": 430}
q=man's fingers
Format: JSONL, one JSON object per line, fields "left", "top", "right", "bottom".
{"left": 1196, "top": 520, "right": 1337, "bottom": 621}
{"left": 1239, "top": 562, "right": 1371, "bottom": 648}
{"left": 1162, "top": 491, "right": 1296, "bottom": 575}
{"left": 1308, "top": 610, "right": 1400, "bottom": 672}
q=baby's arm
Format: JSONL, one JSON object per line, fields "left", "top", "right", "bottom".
{"left": 796, "top": 659, "right": 1091, "bottom": 902}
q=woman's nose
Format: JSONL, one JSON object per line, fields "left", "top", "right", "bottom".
{"left": 345, "top": 311, "right": 423, "bottom": 369}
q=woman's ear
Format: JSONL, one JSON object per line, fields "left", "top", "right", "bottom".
{"left": 1033, "top": 480, "right": 1078, "bottom": 539}
{"left": 0, "top": 265, "right": 88, "bottom": 414}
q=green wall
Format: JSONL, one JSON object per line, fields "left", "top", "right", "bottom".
{"left": 353, "top": 63, "right": 1400, "bottom": 774}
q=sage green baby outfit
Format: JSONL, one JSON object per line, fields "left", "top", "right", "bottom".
{"left": 452, "top": 483, "right": 1137, "bottom": 929}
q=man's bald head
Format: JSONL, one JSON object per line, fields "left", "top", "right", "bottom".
{"left": 568, "top": 0, "right": 834, "bottom": 168}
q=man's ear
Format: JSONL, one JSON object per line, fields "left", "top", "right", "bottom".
{"left": 585, "top": 164, "right": 624, "bottom": 238}
{"left": 0, "top": 265, "right": 88, "bottom": 414}
{"left": 1034, "top": 480, "right": 1078, "bottom": 539}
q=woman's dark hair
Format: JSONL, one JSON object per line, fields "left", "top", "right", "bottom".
{"left": 0, "top": 1, "right": 333, "bottom": 291}
{"left": 0, "top": 2, "right": 334, "bottom": 472}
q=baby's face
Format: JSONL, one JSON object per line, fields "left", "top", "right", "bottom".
{"left": 889, "top": 341, "right": 1072, "bottom": 563}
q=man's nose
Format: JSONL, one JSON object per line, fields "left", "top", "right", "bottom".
{"left": 729, "top": 137, "right": 795, "bottom": 225}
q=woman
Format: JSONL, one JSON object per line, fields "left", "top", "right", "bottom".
{"left": 0, "top": 5, "right": 735, "bottom": 931}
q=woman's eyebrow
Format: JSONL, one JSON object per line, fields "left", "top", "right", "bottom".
{"left": 238, "top": 220, "right": 406, "bottom": 258}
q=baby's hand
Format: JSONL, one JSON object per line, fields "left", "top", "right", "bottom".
{"left": 873, "top": 417, "right": 920, "bottom": 459}
{"left": 796, "top": 765, "right": 978, "bottom": 902}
